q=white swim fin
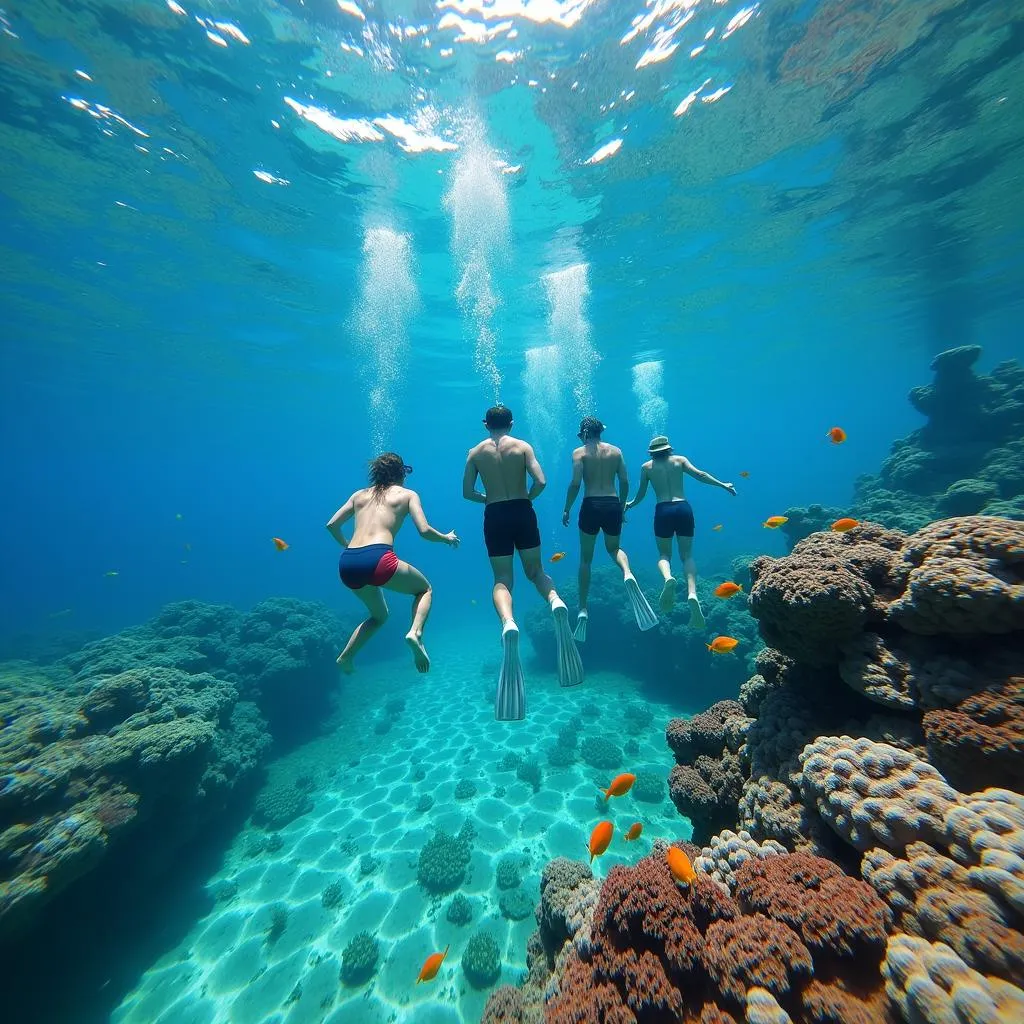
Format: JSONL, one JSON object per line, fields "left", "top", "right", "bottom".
{"left": 624, "top": 575, "right": 659, "bottom": 631}
{"left": 551, "top": 599, "right": 584, "bottom": 687}
{"left": 495, "top": 620, "right": 526, "bottom": 721}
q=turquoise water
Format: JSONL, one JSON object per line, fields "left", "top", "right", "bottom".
{"left": 1, "top": 0, "right": 1022, "bottom": 1021}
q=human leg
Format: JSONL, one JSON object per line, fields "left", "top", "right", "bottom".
{"left": 678, "top": 536, "right": 705, "bottom": 629}
{"left": 489, "top": 555, "right": 516, "bottom": 624}
{"left": 383, "top": 560, "right": 433, "bottom": 673}
{"left": 337, "top": 585, "right": 389, "bottom": 674}
{"left": 656, "top": 535, "right": 676, "bottom": 613}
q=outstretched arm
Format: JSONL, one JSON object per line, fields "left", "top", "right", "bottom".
{"left": 408, "top": 492, "right": 459, "bottom": 547}
{"left": 325, "top": 495, "right": 356, "bottom": 548}
{"left": 681, "top": 457, "right": 736, "bottom": 496}
{"left": 625, "top": 465, "right": 649, "bottom": 510}
{"left": 525, "top": 444, "right": 546, "bottom": 501}
{"left": 562, "top": 453, "right": 584, "bottom": 526}
{"left": 462, "top": 452, "right": 486, "bottom": 504}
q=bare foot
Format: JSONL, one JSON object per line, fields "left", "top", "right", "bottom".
{"left": 405, "top": 632, "right": 430, "bottom": 673}
{"left": 659, "top": 577, "right": 677, "bottom": 614}
{"left": 687, "top": 594, "right": 705, "bottom": 630}
{"left": 336, "top": 652, "right": 355, "bottom": 674}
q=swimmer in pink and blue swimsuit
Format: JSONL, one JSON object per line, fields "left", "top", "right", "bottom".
{"left": 326, "top": 453, "right": 459, "bottom": 675}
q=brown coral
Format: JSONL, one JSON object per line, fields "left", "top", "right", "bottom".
{"left": 545, "top": 847, "right": 895, "bottom": 1023}
{"left": 734, "top": 851, "right": 891, "bottom": 959}
{"left": 922, "top": 678, "right": 1024, "bottom": 792}
{"left": 701, "top": 915, "right": 812, "bottom": 1003}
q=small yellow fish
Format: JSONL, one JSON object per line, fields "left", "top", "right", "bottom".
{"left": 549, "top": 551, "right": 566, "bottom": 563}
{"left": 827, "top": 426, "right": 847, "bottom": 445}
{"left": 625, "top": 822, "right": 643, "bottom": 841}
{"left": 272, "top": 537, "right": 289, "bottom": 551}
{"left": 763, "top": 516, "right": 788, "bottom": 529}
{"left": 714, "top": 581, "right": 742, "bottom": 599}
{"left": 711, "top": 524, "right": 723, "bottom": 532}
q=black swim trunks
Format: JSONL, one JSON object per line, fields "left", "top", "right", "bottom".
{"left": 578, "top": 496, "right": 624, "bottom": 537}
{"left": 654, "top": 500, "right": 695, "bottom": 539}
{"left": 484, "top": 498, "right": 541, "bottom": 557}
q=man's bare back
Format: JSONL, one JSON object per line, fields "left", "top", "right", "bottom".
{"left": 574, "top": 441, "right": 623, "bottom": 497}
{"left": 346, "top": 486, "right": 412, "bottom": 546}
{"left": 466, "top": 435, "right": 539, "bottom": 503}
{"left": 643, "top": 454, "right": 691, "bottom": 503}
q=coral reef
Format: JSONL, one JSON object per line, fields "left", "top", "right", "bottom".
{"left": 666, "top": 701, "right": 752, "bottom": 844}
{"left": 496, "top": 857, "right": 522, "bottom": 890}
{"left": 446, "top": 893, "right": 472, "bottom": 926}
{"left": 339, "top": 931, "right": 379, "bottom": 986}
{"left": 463, "top": 931, "right": 502, "bottom": 988}
{"left": 321, "top": 881, "right": 344, "bottom": 910}
{"left": 632, "top": 769, "right": 665, "bottom": 804}
{"left": 578, "top": 735, "right": 621, "bottom": 770}
{"left": 496, "top": 355, "right": 1024, "bottom": 1024}
{"left": 541, "top": 846, "right": 895, "bottom": 1022}
{"left": 416, "top": 822, "right": 475, "bottom": 894}
{"left": 695, "top": 830, "right": 788, "bottom": 894}
{"left": 454, "top": 778, "right": 478, "bottom": 800}
{"left": 499, "top": 888, "right": 533, "bottom": 921}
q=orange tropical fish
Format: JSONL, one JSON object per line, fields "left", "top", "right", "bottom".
{"left": 549, "top": 551, "right": 566, "bottom": 563}
{"left": 666, "top": 846, "right": 697, "bottom": 887}
{"left": 738, "top": 471, "right": 750, "bottom": 478}
{"left": 417, "top": 945, "right": 449, "bottom": 983}
{"left": 588, "top": 821, "right": 614, "bottom": 863}
{"left": 827, "top": 426, "right": 847, "bottom": 444}
{"left": 711, "top": 524, "right": 723, "bottom": 532}
{"left": 707, "top": 636, "right": 739, "bottom": 654}
{"left": 602, "top": 773, "right": 636, "bottom": 800}
{"left": 713, "top": 581, "right": 742, "bottom": 599}
{"left": 763, "top": 516, "right": 788, "bottom": 529}
{"left": 831, "top": 518, "right": 859, "bottom": 533}
{"left": 272, "top": 537, "right": 289, "bottom": 551}
{"left": 625, "top": 822, "right": 643, "bottom": 841}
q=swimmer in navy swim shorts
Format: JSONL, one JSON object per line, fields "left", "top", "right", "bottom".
{"left": 326, "top": 453, "right": 459, "bottom": 675}
{"left": 463, "top": 404, "right": 584, "bottom": 722}
{"left": 626, "top": 435, "right": 736, "bottom": 629}
{"left": 561, "top": 417, "right": 658, "bottom": 639}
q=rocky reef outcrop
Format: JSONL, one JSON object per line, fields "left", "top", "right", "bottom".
{"left": 488, "top": 510, "right": 1024, "bottom": 1023}
{"left": 0, "top": 597, "right": 342, "bottom": 939}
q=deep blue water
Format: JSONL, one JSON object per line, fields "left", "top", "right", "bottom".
{"left": 2, "top": 0, "right": 1022, "bottom": 642}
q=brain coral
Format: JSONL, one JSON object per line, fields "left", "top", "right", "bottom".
{"left": 862, "top": 841, "right": 1024, "bottom": 982}
{"left": 886, "top": 516, "right": 1024, "bottom": 635}
{"left": 695, "top": 830, "right": 788, "bottom": 894}
{"left": 799, "top": 736, "right": 960, "bottom": 853}
{"left": 939, "top": 789, "right": 1024, "bottom": 918}
{"left": 883, "top": 934, "right": 1024, "bottom": 1024}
